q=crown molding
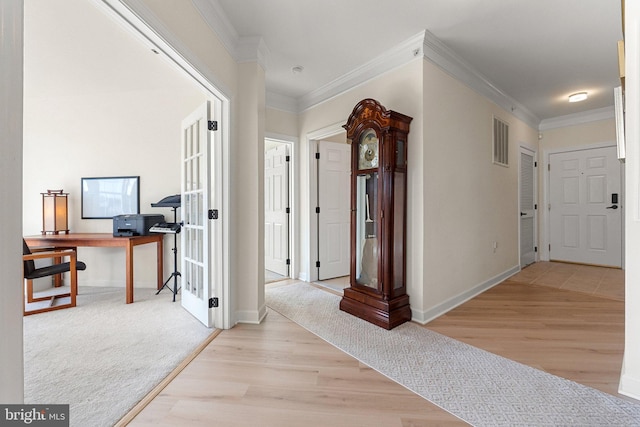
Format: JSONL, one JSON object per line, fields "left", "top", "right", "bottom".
{"left": 191, "top": 0, "right": 238, "bottom": 55}
{"left": 192, "top": 0, "right": 269, "bottom": 70}
{"left": 538, "top": 106, "right": 615, "bottom": 131}
{"left": 297, "top": 29, "right": 541, "bottom": 129}
{"left": 421, "top": 30, "right": 540, "bottom": 129}
{"left": 297, "top": 32, "right": 425, "bottom": 112}
{"left": 139, "top": 1, "right": 586, "bottom": 130}
{"left": 236, "top": 36, "right": 270, "bottom": 71}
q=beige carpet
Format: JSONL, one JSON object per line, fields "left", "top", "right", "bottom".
{"left": 23, "top": 286, "right": 213, "bottom": 427}
{"left": 266, "top": 282, "right": 640, "bottom": 426}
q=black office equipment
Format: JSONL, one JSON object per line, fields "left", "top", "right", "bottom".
{"left": 113, "top": 214, "right": 164, "bottom": 237}
{"left": 149, "top": 222, "right": 181, "bottom": 234}
{"left": 151, "top": 195, "right": 182, "bottom": 301}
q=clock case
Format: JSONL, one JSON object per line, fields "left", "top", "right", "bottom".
{"left": 340, "top": 98, "right": 413, "bottom": 330}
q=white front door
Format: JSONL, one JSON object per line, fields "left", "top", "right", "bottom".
{"left": 520, "top": 148, "right": 537, "bottom": 267}
{"left": 549, "top": 146, "right": 622, "bottom": 267}
{"left": 181, "top": 102, "right": 213, "bottom": 327}
{"left": 265, "top": 144, "right": 289, "bottom": 276}
{"left": 318, "top": 140, "right": 350, "bottom": 280}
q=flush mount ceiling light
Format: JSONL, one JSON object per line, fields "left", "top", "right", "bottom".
{"left": 568, "top": 92, "right": 588, "bottom": 103}
{"left": 291, "top": 65, "right": 304, "bottom": 74}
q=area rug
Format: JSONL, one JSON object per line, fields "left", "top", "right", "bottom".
{"left": 266, "top": 282, "right": 640, "bottom": 426}
{"left": 23, "top": 286, "right": 214, "bottom": 427}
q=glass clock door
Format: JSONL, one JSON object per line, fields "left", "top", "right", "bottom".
{"left": 355, "top": 172, "right": 379, "bottom": 289}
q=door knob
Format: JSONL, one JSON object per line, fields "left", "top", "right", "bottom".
{"left": 606, "top": 205, "right": 619, "bottom": 209}
{"left": 520, "top": 212, "right": 526, "bottom": 216}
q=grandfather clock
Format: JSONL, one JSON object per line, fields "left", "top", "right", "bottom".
{"left": 339, "top": 98, "right": 413, "bottom": 330}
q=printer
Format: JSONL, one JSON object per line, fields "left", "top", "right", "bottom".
{"left": 113, "top": 214, "right": 165, "bottom": 237}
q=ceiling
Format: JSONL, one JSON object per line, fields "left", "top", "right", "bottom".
{"left": 211, "top": 0, "right": 623, "bottom": 124}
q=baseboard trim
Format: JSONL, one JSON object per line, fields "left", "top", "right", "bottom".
{"left": 411, "top": 265, "right": 520, "bottom": 325}
{"left": 235, "top": 304, "right": 268, "bottom": 325}
{"left": 619, "top": 358, "right": 640, "bottom": 401}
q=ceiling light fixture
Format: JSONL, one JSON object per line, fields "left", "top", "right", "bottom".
{"left": 292, "top": 65, "right": 304, "bottom": 74}
{"left": 568, "top": 92, "right": 588, "bottom": 103}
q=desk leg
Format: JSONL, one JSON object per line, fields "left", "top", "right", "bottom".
{"left": 157, "top": 237, "right": 164, "bottom": 291}
{"left": 126, "top": 242, "right": 134, "bottom": 304}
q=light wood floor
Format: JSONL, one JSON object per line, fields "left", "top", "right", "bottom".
{"left": 127, "top": 262, "right": 628, "bottom": 426}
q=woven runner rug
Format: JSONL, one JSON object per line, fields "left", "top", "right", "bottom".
{"left": 266, "top": 282, "right": 640, "bottom": 426}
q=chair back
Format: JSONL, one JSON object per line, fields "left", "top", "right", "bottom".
{"left": 23, "top": 239, "right": 36, "bottom": 277}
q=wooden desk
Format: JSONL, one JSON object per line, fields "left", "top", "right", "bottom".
{"left": 24, "top": 233, "right": 163, "bottom": 304}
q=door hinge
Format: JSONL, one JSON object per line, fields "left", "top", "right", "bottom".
{"left": 315, "top": 152, "right": 320, "bottom": 160}
{"left": 316, "top": 207, "right": 320, "bottom": 214}
{"left": 534, "top": 204, "right": 537, "bottom": 210}
{"left": 286, "top": 207, "right": 290, "bottom": 214}
{"left": 549, "top": 244, "right": 551, "bottom": 251}
{"left": 534, "top": 161, "right": 537, "bottom": 167}
{"left": 208, "top": 209, "right": 219, "bottom": 219}
{"left": 209, "top": 297, "right": 219, "bottom": 308}
{"left": 286, "top": 258, "right": 291, "bottom": 265}
{"left": 286, "top": 155, "right": 290, "bottom": 162}
{"left": 548, "top": 163, "right": 551, "bottom": 171}
{"left": 316, "top": 261, "right": 320, "bottom": 268}
{"left": 535, "top": 246, "right": 538, "bottom": 252}
{"left": 208, "top": 120, "right": 218, "bottom": 131}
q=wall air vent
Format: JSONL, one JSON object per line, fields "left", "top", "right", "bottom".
{"left": 493, "top": 116, "right": 509, "bottom": 167}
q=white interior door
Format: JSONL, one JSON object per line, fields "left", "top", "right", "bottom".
{"left": 549, "top": 146, "right": 622, "bottom": 267}
{"left": 265, "top": 144, "right": 289, "bottom": 276}
{"left": 520, "top": 148, "right": 537, "bottom": 267}
{"left": 181, "top": 102, "right": 212, "bottom": 326}
{"left": 318, "top": 140, "right": 350, "bottom": 280}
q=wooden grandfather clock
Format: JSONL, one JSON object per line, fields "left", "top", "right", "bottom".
{"left": 339, "top": 98, "right": 413, "bottom": 330}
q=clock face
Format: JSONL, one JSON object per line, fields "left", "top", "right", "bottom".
{"left": 358, "top": 128, "right": 379, "bottom": 169}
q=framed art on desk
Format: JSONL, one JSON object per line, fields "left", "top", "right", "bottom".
{"left": 81, "top": 176, "right": 140, "bottom": 219}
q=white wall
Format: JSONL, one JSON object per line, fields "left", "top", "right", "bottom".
{"left": 0, "top": 0, "right": 24, "bottom": 403}
{"left": 620, "top": 0, "right": 640, "bottom": 400}
{"left": 539, "top": 119, "right": 616, "bottom": 152}
{"left": 266, "top": 107, "right": 298, "bottom": 137}
{"left": 23, "top": 0, "right": 207, "bottom": 288}
{"left": 419, "top": 59, "right": 538, "bottom": 321}
{"left": 233, "top": 62, "right": 267, "bottom": 323}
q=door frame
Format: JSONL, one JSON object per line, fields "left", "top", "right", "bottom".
{"left": 264, "top": 135, "right": 296, "bottom": 280}
{"left": 102, "top": 0, "right": 232, "bottom": 329}
{"left": 541, "top": 141, "right": 624, "bottom": 268}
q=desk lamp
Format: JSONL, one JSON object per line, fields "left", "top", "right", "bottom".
{"left": 41, "top": 189, "right": 69, "bottom": 235}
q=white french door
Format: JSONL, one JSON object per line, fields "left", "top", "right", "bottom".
{"left": 181, "top": 102, "right": 213, "bottom": 327}
{"left": 318, "top": 140, "right": 350, "bottom": 280}
{"left": 519, "top": 148, "right": 537, "bottom": 267}
{"left": 265, "top": 144, "right": 289, "bottom": 276}
{"left": 549, "top": 146, "right": 622, "bottom": 267}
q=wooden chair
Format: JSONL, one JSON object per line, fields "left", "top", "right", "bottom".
{"left": 23, "top": 239, "right": 86, "bottom": 316}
